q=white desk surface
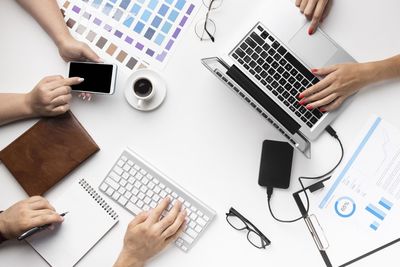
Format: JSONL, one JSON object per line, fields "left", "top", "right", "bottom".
{"left": 1, "top": 0, "right": 399, "bottom": 266}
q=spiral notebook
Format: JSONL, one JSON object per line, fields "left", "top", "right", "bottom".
{"left": 27, "top": 179, "right": 119, "bottom": 267}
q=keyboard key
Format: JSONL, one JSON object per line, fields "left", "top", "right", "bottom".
{"left": 268, "top": 35, "right": 275, "bottom": 42}
{"left": 106, "top": 187, "right": 114, "bottom": 196}
{"left": 181, "top": 232, "right": 194, "bottom": 244}
{"left": 257, "top": 25, "right": 264, "bottom": 31}
{"left": 285, "top": 64, "right": 293, "bottom": 71}
{"left": 290, "top": 68, "right": 298, "bottom": 76}
{"left": 186, "top": 227, "right": 199, "bottom": 239}
{"left": 277, "top": 67, "right": 285, "bottom": 74}
{"left": 235, "top": 48, "right": 245, "bottom": 58}
{"left": 118, "top": 196, "right": 128, "bottom": 206}
{"left": 261, "top": 51, "right": 268, "bottom": 58}
{"left": 283, "top": 71, "right": 290, "bottom": 79}
{"left": 251, "top": 32, "right": 264, "bottom": 45}
{"left": 261, "top": 31, "right": 269, "bottom": 39}
{"left": 114, "top": 166, "right": 123, "bottom": 175}
{"left": 277, "top": 46, "right": 287, "bottom": 55}
{"left": 245, "top": 37, "right": 256, "bottom": 48}
{"left": 195, "top": 225, "right": 203, "bottom": 233}
{"left": 268, "top": 49, "right": 276, "bottom": 56}
{"left": 240, "top": 42, "right": 248, "bottom": 50}
{"left": 266, "top": 56, "right": 273, "bottom": 63}
{"left": 197, "top": 217, "right": 207, "bottom": 227}
{"left": 112, "top": 191, "right": 121, "bottom": 201}
{"left": 263, "top": 43, "right": 270, "bottom": 51}
{"left": 255, "top": 46, "right": 262, "bottom": 54}
{"left": 106, "top": 177, "right": 120, "bottom": 190}
{"left": 257, "top": 58, "right": 265, "bottom": 65}
{"left": 100, "top": 183, "right": 108, "bottom": 192}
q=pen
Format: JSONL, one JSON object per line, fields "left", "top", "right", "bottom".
{"left": 17, "top": 212, "right": 68, "bottom": 241}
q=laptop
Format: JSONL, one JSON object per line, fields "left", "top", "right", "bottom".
{"left": 201, "top": 0, "right": 356, "bottom": 158}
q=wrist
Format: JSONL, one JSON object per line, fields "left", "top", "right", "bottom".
{"left": 54, "top": 33, "right": 74, "bottom": 49}
{"left": 114, "top": 250, "right": 145, "bottom": 267}
{"left": 0, "top": 212, "right": 9, "bottom": 243}
{"left": 22, "top": 93, "right": 36, "bottom": 118}
{"left": 366, "top": 57, "right": 400, "bottom": 84}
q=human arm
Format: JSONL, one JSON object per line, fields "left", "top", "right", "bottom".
{"left": 0, "top": 196, "right": 63, "bottom": 241}
{"left": 298, "top": 54, "right": 400, "bottom": 111}
{"left": 0, "top": 76, "right": 83, "bottom": 126}
{"left": 113, "top": 198, "right": 187, "bottom": 267}
{"left": 16, "top": 0, "right": 101, "bottom": 62}
{"left": 295, "top": 0, "right": 330, "bottom": 34}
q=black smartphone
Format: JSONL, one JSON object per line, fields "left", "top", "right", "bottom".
{"left": 68, "top": 61, "right": 117, "bottom": 94}
{"left": 258, "top": 140, "right": 293, "bottom": 189}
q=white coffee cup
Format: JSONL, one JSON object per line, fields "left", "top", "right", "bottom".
{"left": 132, "top": 77, "right": 155, "bottom": 107}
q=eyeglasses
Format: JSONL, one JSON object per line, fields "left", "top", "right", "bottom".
{"left": 226, "top": 207, "right": 271, "bottom": 249}
{"left": 194, "top": 0, "right": 223, "bottom": 42}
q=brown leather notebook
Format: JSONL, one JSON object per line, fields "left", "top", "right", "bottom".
{"left": 0, "top": 111, "right": 99, "bottom": 196}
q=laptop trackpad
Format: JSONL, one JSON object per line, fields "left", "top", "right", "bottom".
{"left": 288, "top": 24, "right": 338, "bottom": 68}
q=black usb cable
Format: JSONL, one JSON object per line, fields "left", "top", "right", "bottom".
{"left": 267, "top": 126, "right": 344, "bottom": 223}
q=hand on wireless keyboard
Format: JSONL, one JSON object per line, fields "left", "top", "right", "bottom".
{"left": 114, "top": 198, "right": 187, "bottom": 267}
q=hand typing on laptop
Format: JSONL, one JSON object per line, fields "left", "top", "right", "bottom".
{"left": 114, "top": 198, "right": 187, "bottom": 267}
{"left": 0, "top": 196, "right": 64, "bottom": 242}
{"left": 298, "top": 54, "right": 400, "bottom": 112}
{"left": 295, "top": 0, "right": 400, "bottom": 112}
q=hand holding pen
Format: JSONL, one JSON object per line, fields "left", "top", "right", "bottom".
{"left": 17, "top": 212, "right": 68, "bottom": 240}
{"left": 0, "top": 196, "right": 65, "bottom": 240}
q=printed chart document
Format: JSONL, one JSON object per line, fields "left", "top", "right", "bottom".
{"left": 308, "top": 116, "right": 400, "bottom": 266}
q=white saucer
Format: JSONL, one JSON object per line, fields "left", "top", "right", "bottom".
{"left": 124, "top": 69, "right": 167, "bottom": 112}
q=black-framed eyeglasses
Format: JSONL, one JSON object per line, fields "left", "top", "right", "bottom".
{"left": 226, "top": 207, "right": 271, "bottom": 249}
{"left": 195, "top": 0, "right": 223, "bottom": 42}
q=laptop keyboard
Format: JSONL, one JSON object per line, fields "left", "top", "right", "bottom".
{"left": 230, "top": 23, "right": 324, "bottom": 128}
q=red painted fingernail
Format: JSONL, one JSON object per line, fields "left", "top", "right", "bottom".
{"left": 299, "top": 99, "right": 307, "bottom": 105}
{"left": 306, "top": 104, "right": 314, "bottom": 110}
{"left": 311, "top": 68, "right": 318, "bottom": 73}
{"left": 298, "top": 93, "right": 304, "bottom": 99}
{"left": 320, "top": 108, "right": 326, "bottom": 113}
{"left": 308, "top": 27, "right": 313, "bottom": 35}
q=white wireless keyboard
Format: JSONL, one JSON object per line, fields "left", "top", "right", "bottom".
{"left": 99, "top": 148, "right": 216, "bottom": 252}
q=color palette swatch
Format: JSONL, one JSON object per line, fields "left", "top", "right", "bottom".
{"left": 60, "top": 0, "right": 200, "bottom": 70}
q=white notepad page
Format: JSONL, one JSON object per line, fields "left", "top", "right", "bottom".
{"left": 27, "top": 179, "right": 119, "bottom": 267}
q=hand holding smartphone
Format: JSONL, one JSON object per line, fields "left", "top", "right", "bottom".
{"left": 67, "top": 62, "right": 117, "bottom": 95}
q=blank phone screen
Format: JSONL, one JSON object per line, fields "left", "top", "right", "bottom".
{"left": 69, "top": 62, "right": 114, "bottom": 93}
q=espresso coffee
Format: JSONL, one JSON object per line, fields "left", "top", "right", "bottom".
{"left": 133, "top": 78, "right": 153, "bottom": 97}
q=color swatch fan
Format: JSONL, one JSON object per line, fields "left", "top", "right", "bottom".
{"left": 59, "top": 0, "right": 200, "bottom": 70}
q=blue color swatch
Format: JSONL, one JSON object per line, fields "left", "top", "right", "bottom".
{"left": 134, "top": 21, "right": 145, "bottom": 33}
{"left": 158, "top": 4, "right": 169, "bottom": 16}
{"left": 144, "top": 28, "right": 156, "bottom": 40}
{"left": 124, "top": 16, "right": 134, "bottom": 27}
{"left": 148, "top": 0, "right": 159, "bottom": 10}
{"left": 130, "top": 4, "right": 141, "bottom": 15}
{"left": 175, "top": 0, "right": 186, "bottom": 10}
{"left": 168, "top": 10, "right": 179, "bottom": 22}
{"left": 141, "top": 9, "right": 152, "bottom": 22}
{"left": 161, "top": 21, "right": 172, "bottom": 34}
{"left": 151, "top": 16, "right": 162, "bottom": 28}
